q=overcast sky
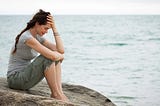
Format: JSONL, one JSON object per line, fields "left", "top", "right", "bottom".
{"left": 0, "top": 0, "right": 160, "bottom": 15}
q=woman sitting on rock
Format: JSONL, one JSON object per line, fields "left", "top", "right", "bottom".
{"left": 7, "top": 9, "right": 69, "bottom": 102}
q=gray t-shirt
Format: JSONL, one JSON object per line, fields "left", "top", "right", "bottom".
{"left": 7, "top": 30, "right": 45, "bottom": 77}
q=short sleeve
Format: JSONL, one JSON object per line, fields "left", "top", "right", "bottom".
{"left": 19, "top": 32, "right": 33, "bottom": 43}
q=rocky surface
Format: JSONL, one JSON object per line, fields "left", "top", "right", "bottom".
{"left": 0, "top": 77, "right": 116, "bottom": 106}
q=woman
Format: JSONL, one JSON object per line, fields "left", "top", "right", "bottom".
{"left": 7, "top": 9, "right": 69, "bottom": 102}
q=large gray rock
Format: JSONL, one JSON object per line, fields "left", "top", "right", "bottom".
{"left": 0, "top": 77, "right": 116, "bottom": 106}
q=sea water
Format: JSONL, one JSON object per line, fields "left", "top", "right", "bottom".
{"left": 0, "top": 15, "right": 160, "bottom": 106}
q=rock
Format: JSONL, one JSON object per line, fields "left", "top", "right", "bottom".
{"left": 0, "top": 77, "right": 116, "bottom": 106}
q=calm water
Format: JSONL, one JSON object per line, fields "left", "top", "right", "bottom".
{"left": 0, "top": 15, "right": 160, "bottom": 106}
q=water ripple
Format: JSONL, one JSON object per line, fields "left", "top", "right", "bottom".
{"left": 107, "top": 43, "right": 128, "bottom": 46}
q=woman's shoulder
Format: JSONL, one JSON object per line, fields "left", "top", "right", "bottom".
{"left": 19, "top": 31, "right": 33, "bottom": 43}
{"left": 22, "top": 30, "right": 33, "bottom": 37}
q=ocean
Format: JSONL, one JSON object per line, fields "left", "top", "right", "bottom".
{"left": 0, "top": 15, "right": 160, "bottom": 106}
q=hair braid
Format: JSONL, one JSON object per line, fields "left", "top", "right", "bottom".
{"left": 12, "top": 20, "right": 36, "bottom": 54}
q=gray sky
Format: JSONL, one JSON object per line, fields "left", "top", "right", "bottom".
{"left": 0, "top": 0, "right": 160, "bottom": 15}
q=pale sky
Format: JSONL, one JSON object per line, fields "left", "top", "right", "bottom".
{"left": 0, "top": 0, "right": 160, "bottom": 15}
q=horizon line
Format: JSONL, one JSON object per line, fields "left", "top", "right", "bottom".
{"left": 0, "top": 13, "right": 160, "bottom": 15}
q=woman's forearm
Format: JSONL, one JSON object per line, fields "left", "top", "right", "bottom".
{"left": 52, "top": 27, "right": 65, "bottom": 54}
{"left": 47, "top": 15, "right": 65, "bottom": 54}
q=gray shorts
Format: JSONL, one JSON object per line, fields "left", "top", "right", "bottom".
{"left": 7, "top": 55, "right": 58, "bottom": 90}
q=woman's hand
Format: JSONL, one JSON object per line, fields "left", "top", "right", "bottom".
{"left": 54, "top": 51, "right": 64, "bottom": 62}
{"left": 59, "top": 54, "right": 64, "bottom": 63}
{"left": 47, "top": 15, "right": 57, "bottom": 32}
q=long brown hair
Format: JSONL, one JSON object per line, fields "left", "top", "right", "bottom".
{"left": 12, "top": 9, "right": 50, "bottom": 54}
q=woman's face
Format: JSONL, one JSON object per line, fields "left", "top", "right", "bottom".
{"left": 36, "top": 23, "right": 51, "bottom": 36}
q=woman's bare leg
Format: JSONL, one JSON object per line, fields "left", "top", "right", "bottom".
{"left": 44, "top": 62, "right": 64, "bottom": 101}
{"left": 55, "top": 61, "right": 69, "bottom": 101}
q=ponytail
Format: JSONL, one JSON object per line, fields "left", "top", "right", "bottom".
{"left": 12, "top": 19, "right": 36, "bottom": 54}
{"left": 12, "top": 27, "right": 28, "bottom": 54}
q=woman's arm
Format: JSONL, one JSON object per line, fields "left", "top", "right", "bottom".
{"left": 47, "top": 15, "right": 65, "bottom": 54}
{"left": 25, "top": 37, "right": 63, "bottom": 61}
{"left": 53, "top": 33, "right": 64, "bottom": 54}
{"left": 43, "top": 39, "right": 57, "bottom": 51}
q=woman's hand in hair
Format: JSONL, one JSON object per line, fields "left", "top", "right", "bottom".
{"left": 47, "top": 15, "right": 58, "bottom": 33}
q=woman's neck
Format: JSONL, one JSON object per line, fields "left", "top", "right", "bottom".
{"left": 29, "top": 27, "right": 37, "bottom": 37}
